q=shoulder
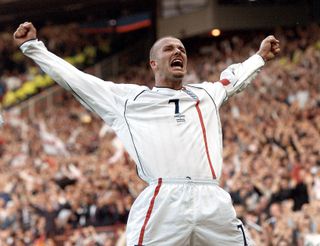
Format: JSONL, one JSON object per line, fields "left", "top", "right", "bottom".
{"left": 185, "top": 81, "right": 227, "bottom": 106}
{"left": 186, "top": 81, "right": 225, "bottom": 91}
{"left": 115, "top": 82, "right": 149, "bottom": 91}
{"left": 115, "top": 83, "right": 150, "bottom": 99}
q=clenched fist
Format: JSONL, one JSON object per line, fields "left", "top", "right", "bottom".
{"left": 13, "top": 22, "right": 37, "bottom": 47}
{"left": 257, "top": 35, "right": 280, "bottom": 62}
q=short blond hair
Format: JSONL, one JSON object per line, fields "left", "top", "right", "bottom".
{"left": 149, "top": 36, "right": 179, "bottom": 61}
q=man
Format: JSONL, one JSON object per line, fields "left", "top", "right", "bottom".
{"left": 14, "top": 22, "right": 280, "bottom": 245}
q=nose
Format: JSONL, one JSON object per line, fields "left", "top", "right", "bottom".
{"left": 174, "top": 47, "right": 181, "bottom": 55}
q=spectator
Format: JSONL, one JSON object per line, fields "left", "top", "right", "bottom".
{"left": 0, "top": 23, "right": 319, "bottom": 244}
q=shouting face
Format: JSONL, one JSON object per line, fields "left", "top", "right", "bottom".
{"left": 150, "top": 37, "right": 187, "bottom": 86}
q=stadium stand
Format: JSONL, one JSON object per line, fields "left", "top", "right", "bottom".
{"left": 0, "top": 23, "right": 113, "bottom": 109}
{"left": 0, "top": 22, "right": 320, "bottom": 245}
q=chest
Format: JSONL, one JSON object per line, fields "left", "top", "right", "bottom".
{"left": 125, "top": 88, "right": 217, "bottom": 125}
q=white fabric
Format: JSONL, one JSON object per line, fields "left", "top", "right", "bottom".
{"left": 220, "top": 54, "right": 264, "bottom": 98}
{"left": 21, "top": 39, "right": 263, "bottom": 245}
{"left": 126, "top": 178, "right": 254, "bottom": 246}
{"left": 21, "top": 39, "right": 263, "bottom": 182}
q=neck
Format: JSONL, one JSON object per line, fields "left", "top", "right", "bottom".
{"left": 155, "top": 76, "right": 183, "bottom": 90}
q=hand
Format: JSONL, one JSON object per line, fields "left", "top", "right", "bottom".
{"left": 13, "top": 22, "right": 37, "bottom": 47}
{"left": 257, "top": 35, "right": 280, "bottom": 62}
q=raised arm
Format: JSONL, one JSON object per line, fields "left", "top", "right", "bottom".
{"left": 13, "top": 22, "right": 107, "bottom": 92}
{"left": 13, "top": 22, "right": 141, "bottom": 126}
{"left": 220, "top": 35, "right": 280, "bottom": 98}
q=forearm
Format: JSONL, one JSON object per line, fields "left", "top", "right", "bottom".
{"left": 220, "top": 54, "right": 265, "bottom": 97}
{"left": 20, "top": 39, "right": 91, "bottom": 91}
{"left": 20, "top": 39, "right": 117, "bottom": 116}
{"left": 19, "top": 38, "right": 138, "bottom": 126}
{"left": 220, "top": 34, "right": 280, "bottom": 98}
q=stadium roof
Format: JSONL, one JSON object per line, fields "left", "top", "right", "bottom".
{"left": 0, "top": 0, "right": 153, "bottom": 30}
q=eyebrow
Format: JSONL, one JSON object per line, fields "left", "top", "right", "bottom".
{"left": 163, "top": 44, "right": 186, "bottom": 51}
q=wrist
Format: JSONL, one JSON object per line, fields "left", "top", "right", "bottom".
{"left": 256, "top": 52, "right": 267, "bottom": 63}
{"left": 18, "top": 38, "right": 37, "bottom": 48}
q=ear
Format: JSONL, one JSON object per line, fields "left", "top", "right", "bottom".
{"left": 150, "top": 60, "right": 157, "bottom": 71}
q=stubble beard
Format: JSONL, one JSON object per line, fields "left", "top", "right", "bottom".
{"left": 167, "top": 69, "right": 185, "bottom": 82}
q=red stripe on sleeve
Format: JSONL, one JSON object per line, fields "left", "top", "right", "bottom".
{"left": 220, "top": 79, "right": 230, "bottom": 86}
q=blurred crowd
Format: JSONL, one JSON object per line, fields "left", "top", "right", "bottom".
{"left": 0, "top": 23, "right": 111, "bottom": 108}
{"left": 0, "top": 94, "right": 146, "bottom": 245}
{"left": 215, "top": 25, "right": 320, "bottom": 245}
{"left": 0, "top": 23, "right": 320, "bottom": 245}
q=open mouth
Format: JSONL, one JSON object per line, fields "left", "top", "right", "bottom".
{"left": 170, "top": 58, "right": 183, "bottom": 69}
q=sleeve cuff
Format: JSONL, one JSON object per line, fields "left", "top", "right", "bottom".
{"left": 253, "top": 54, "right": 265, "bottom": 66}
{"left": 19, "top": 38, "right": 38, "bottom": 53}
{"left": 242, "top": 53, "right": 265, "bottom": 72}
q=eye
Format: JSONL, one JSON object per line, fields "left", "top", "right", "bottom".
{"left": 164, "top": 46, "right": 173, "bottom": 52}
{"left": 179, "top": 47, "right": 186, "bottom": 53}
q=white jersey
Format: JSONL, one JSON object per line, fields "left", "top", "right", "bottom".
{"left": 21, "top": 40, "right": 264, "bottom": 183}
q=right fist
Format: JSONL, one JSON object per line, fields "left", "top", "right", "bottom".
{"left": 13, "top": 22, "right": 37, "bottom": 47}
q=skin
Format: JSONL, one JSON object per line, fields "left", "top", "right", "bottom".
{"left": 149, "top": 37, "right": 188, "bottom": 90}
{"left": 14, "top": 22, "right": 281, "bottom": 90}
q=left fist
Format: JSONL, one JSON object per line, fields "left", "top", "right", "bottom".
{"left": 257, "top": 35, "right": 280, "bottom": 62}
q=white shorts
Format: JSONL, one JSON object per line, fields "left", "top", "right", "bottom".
{"left": 126, "top": 178, "right": 253, "bottom": 246}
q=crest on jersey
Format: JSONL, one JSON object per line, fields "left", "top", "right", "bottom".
{"left": 174, "top": 113, "right": 185, "bottom": 123}
{"left": 168, "top": 99, "right": 186, "bottom": 123}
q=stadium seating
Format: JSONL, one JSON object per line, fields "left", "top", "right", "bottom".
{"left": 0, "top": 23, "right": 320, "bottom": 245}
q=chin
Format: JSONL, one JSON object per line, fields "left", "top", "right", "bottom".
{"left": 173, "top": 71, "right": 185, "bottom": 78}
{"left": 172, "top": 74, "right": 184, "bottom": 82}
